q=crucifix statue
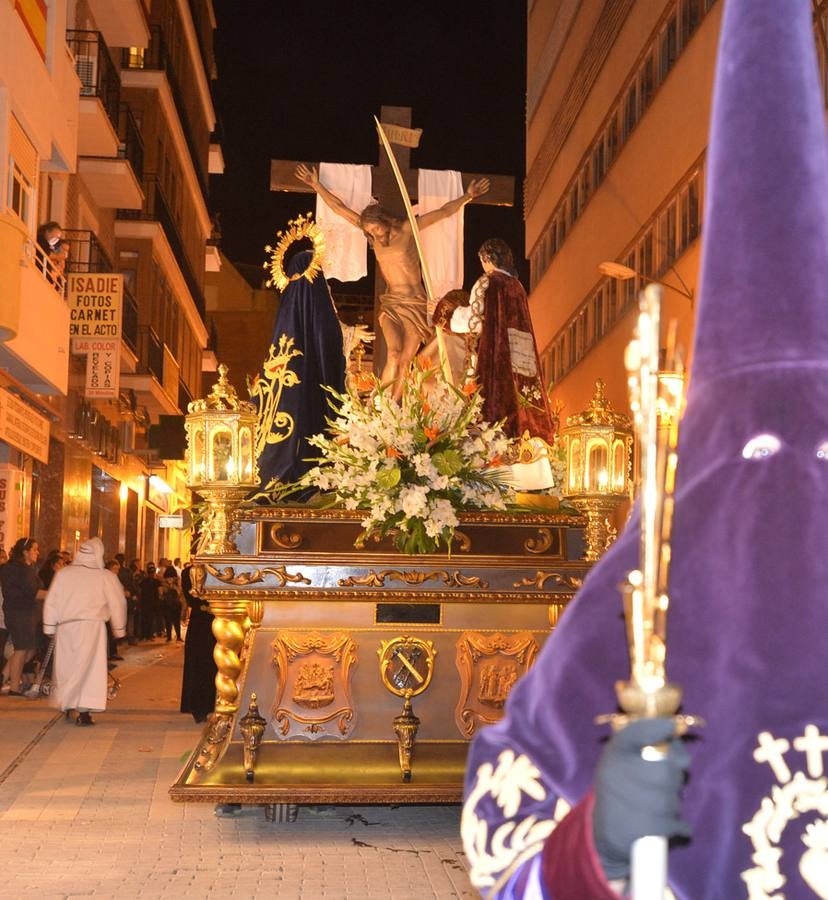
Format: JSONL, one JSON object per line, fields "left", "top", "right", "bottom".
{"left": 269, "top": 105, "right": 515, "bottom": 398}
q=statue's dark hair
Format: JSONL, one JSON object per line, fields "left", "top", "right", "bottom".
{"left": 478, "top": 238, "right": 516, "bottom": 274}
{"left": 358, "top": 203, "right": 397, "bottom": 244}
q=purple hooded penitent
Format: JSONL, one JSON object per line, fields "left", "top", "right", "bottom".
{"left": 462, "top": 2, "right": 828, "bottom": 897}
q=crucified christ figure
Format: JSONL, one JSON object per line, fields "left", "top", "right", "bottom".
{"left": 295, "top": 163, "right": 489, "bottom": 400}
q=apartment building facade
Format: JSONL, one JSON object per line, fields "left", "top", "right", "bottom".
{"left": 527, "top": 0, "right": 828, "bottom": 459}
{"left": 526, "top": 0, "right": 721, "bottom": 426}
{"left": 0, "top": 0, "right": 222, "bottom": 563}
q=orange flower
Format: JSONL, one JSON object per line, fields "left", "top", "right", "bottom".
{"left": 424, "top": 425, "right": 440, "bottom": 442}
{"left": 487, "top": 454, "right": 504, "bottom": 468}
{"left": 335, "top": 436, "right": 350, "bottom": 446}
{"left": 385, "top": 446, "right": 402, "bottom": 458}
{"left": 461, "top": 380, "right": 478, "bottom": 397}
{"left": 421, "top": 399, "right": 432, "bottom": 415}
{"left": 416, "top": 354, "right": 433, "bottom": 371}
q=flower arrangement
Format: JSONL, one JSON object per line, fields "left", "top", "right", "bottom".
{"left": 299, "top": 364, "right": 514, "bottom": 554}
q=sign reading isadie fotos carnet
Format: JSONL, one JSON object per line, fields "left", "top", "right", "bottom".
{"left": 67, "top": 273, "right": 123, "bottom": 351}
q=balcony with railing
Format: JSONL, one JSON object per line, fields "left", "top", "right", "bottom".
{"left": 139, "top": 326, "right": 164, "bottom": 382}
{"left": 76, "top": 102, "right": 144, "bottom": 210}
{"left": 116, "top": 174, "right": 206, "bottom": 317}
{"left": 63, "top": 228, "right": 113, "bottom": 274}
{"left": 67, "top": 29, "right": 121, "bottom": 158}
{"left": 118, "top": 105, "right": 145, "bottom": 182}
{"left": 122, "top": 26, "right": 209, "bottom": 195}
{"left": 122, "top": 288, "right": 139, "bottom": 356}
{"left": 0, "top": 236, "right": 70, "bottom": 395}
{"left": 86, "top": 0, "right": 149, "bottom": 50}
{"left": 119, "top": 324, "right": 180, "bottom": 417}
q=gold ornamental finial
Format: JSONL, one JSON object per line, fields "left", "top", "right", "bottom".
{"left": 188, "top": 363, "right": 256, "bottom": 414}
{"left": 566, "top": 378, "right": 631, "bottom": 429}
{"left": 239, "top": 691, "right": 267, "bottom": 782}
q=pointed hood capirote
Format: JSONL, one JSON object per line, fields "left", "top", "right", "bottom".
{"left": 690, "top": 2, "right": 828, "bottom": 386}
{"left": 72, "top": 537, "right": 106, "bottom": 569}
{"left": 462, "top": 3, "right": 828, "bottom": 897}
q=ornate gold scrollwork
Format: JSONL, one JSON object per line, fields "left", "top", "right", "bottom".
{"left": 338, "top": 569, "right": 489, "bottom": 589}
{"left": 455, "top": 632, "right": 540, "bottom": 738}
{"left": 205, "top": 564, "right": 311, "bottom": 588}
{"left": 273, "top": 706, "right": 355, "bottom": 737}
{"left": 512, "top": 570, "right": 583, "bottom": 590}
{"left": 271, "top": 631, "right": 357, "bottom": 739}
{"left": 523, "top": 527, "right": 554, "bottom": 554}
{"left": 246, "top": 506, "right": 585, "bottom": 526}
{"left": 194, "top": 713, "right": 234, "bottom": 772}
{"left": 269, "top": 523, "right": 304, "bottom": 550}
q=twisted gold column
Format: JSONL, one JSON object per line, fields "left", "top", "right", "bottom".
{"left": 193, "top": 598, "right": 250, "bottom": 773}
{"left": 212, "top": 599, "right": 249, "bottom": 716}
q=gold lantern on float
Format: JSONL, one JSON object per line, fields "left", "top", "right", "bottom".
{"left": 185, "top": 364, "right": 259, "bottom": 555}
{"left": 562, "top": 378, "right": 633, "bottom": 561}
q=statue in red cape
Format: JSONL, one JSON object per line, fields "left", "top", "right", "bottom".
{"left": 436, "top": 239, "right": 556, "bottom": 488}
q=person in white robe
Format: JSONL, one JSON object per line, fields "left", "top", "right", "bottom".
{"left": 42, "top": 537, "right": 127, "bottom": 725}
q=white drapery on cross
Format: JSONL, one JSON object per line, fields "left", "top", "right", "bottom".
{"left": 417, "top": 168, "right": 465, "bottom": 302}
{"left": 316, "top": 162, "right": 372, "bottom": 282}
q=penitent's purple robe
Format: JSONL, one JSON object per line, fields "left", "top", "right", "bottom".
{"left": 462, "top": 2, "right": 828, "bottom": 897}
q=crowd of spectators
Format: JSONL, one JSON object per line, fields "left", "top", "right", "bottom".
{"left": 1, "top": 542, "right": 214, "bottom": 725}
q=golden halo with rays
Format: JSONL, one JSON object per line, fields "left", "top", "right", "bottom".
{"left": 263, "top": 212, "right": 326, "bottom": 292}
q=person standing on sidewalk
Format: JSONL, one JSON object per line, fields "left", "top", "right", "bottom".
{"left": 161, "top": 566, "right": 183, "bottom": 643}
{"left": 179, "top": 561, "right": 216, "bottom": 724}
{"left": 0, "top": 538, "right": 45, "bottom": 695}
{"left": 42, "top": 537, "right": 126, "bottom": 726}
{"left": 138, "top": 563, "right": 160, "bottom": 640}
{"left": 115, "top": 553, "right": 137, "bottom": 645}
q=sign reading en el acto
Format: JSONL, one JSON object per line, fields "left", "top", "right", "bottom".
{"left": 67, "top": 274, "right": 123, "bottom": 348}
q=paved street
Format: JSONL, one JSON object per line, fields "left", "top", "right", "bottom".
{"left": 0, "top": 641, "right": 474, "bottom": 899}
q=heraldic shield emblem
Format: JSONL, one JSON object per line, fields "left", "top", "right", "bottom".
{"left": 455, "top": 631, "right": 539, "bottom": 738}
{"left": 271, "top": 631, "right": 357, "bottom": 740}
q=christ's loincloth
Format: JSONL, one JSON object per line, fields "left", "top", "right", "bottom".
{"left": 378, "top": 292, "right": 432, "bottom": 344}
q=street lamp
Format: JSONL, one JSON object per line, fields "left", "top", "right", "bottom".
{"left": 598, "top": 261, "right": 694, "bottom": 303}
{"left": 562, "top": 379, "right": 633, "bottom": 561}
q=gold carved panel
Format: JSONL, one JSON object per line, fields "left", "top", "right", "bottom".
{"left": 455, "top": 632, "right": 539, "bottom": 738}
{"left": 271, "top": 631, "right": 357, "bottom": 740}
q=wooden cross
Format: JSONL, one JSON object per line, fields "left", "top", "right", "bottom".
{"left": 269, "top": 105, "right": 515, "bottom": 370}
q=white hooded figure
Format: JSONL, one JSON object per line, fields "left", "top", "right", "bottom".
{"left": 43, "top": 537, "right": 126, "bottom": 721}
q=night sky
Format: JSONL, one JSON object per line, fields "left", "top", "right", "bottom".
{"left": 210, "top": 0, "right": 528, "bottom": 291}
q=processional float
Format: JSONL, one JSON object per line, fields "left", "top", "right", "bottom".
{"left": 169, "top": 123, "right": 611, "bottom": 813}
